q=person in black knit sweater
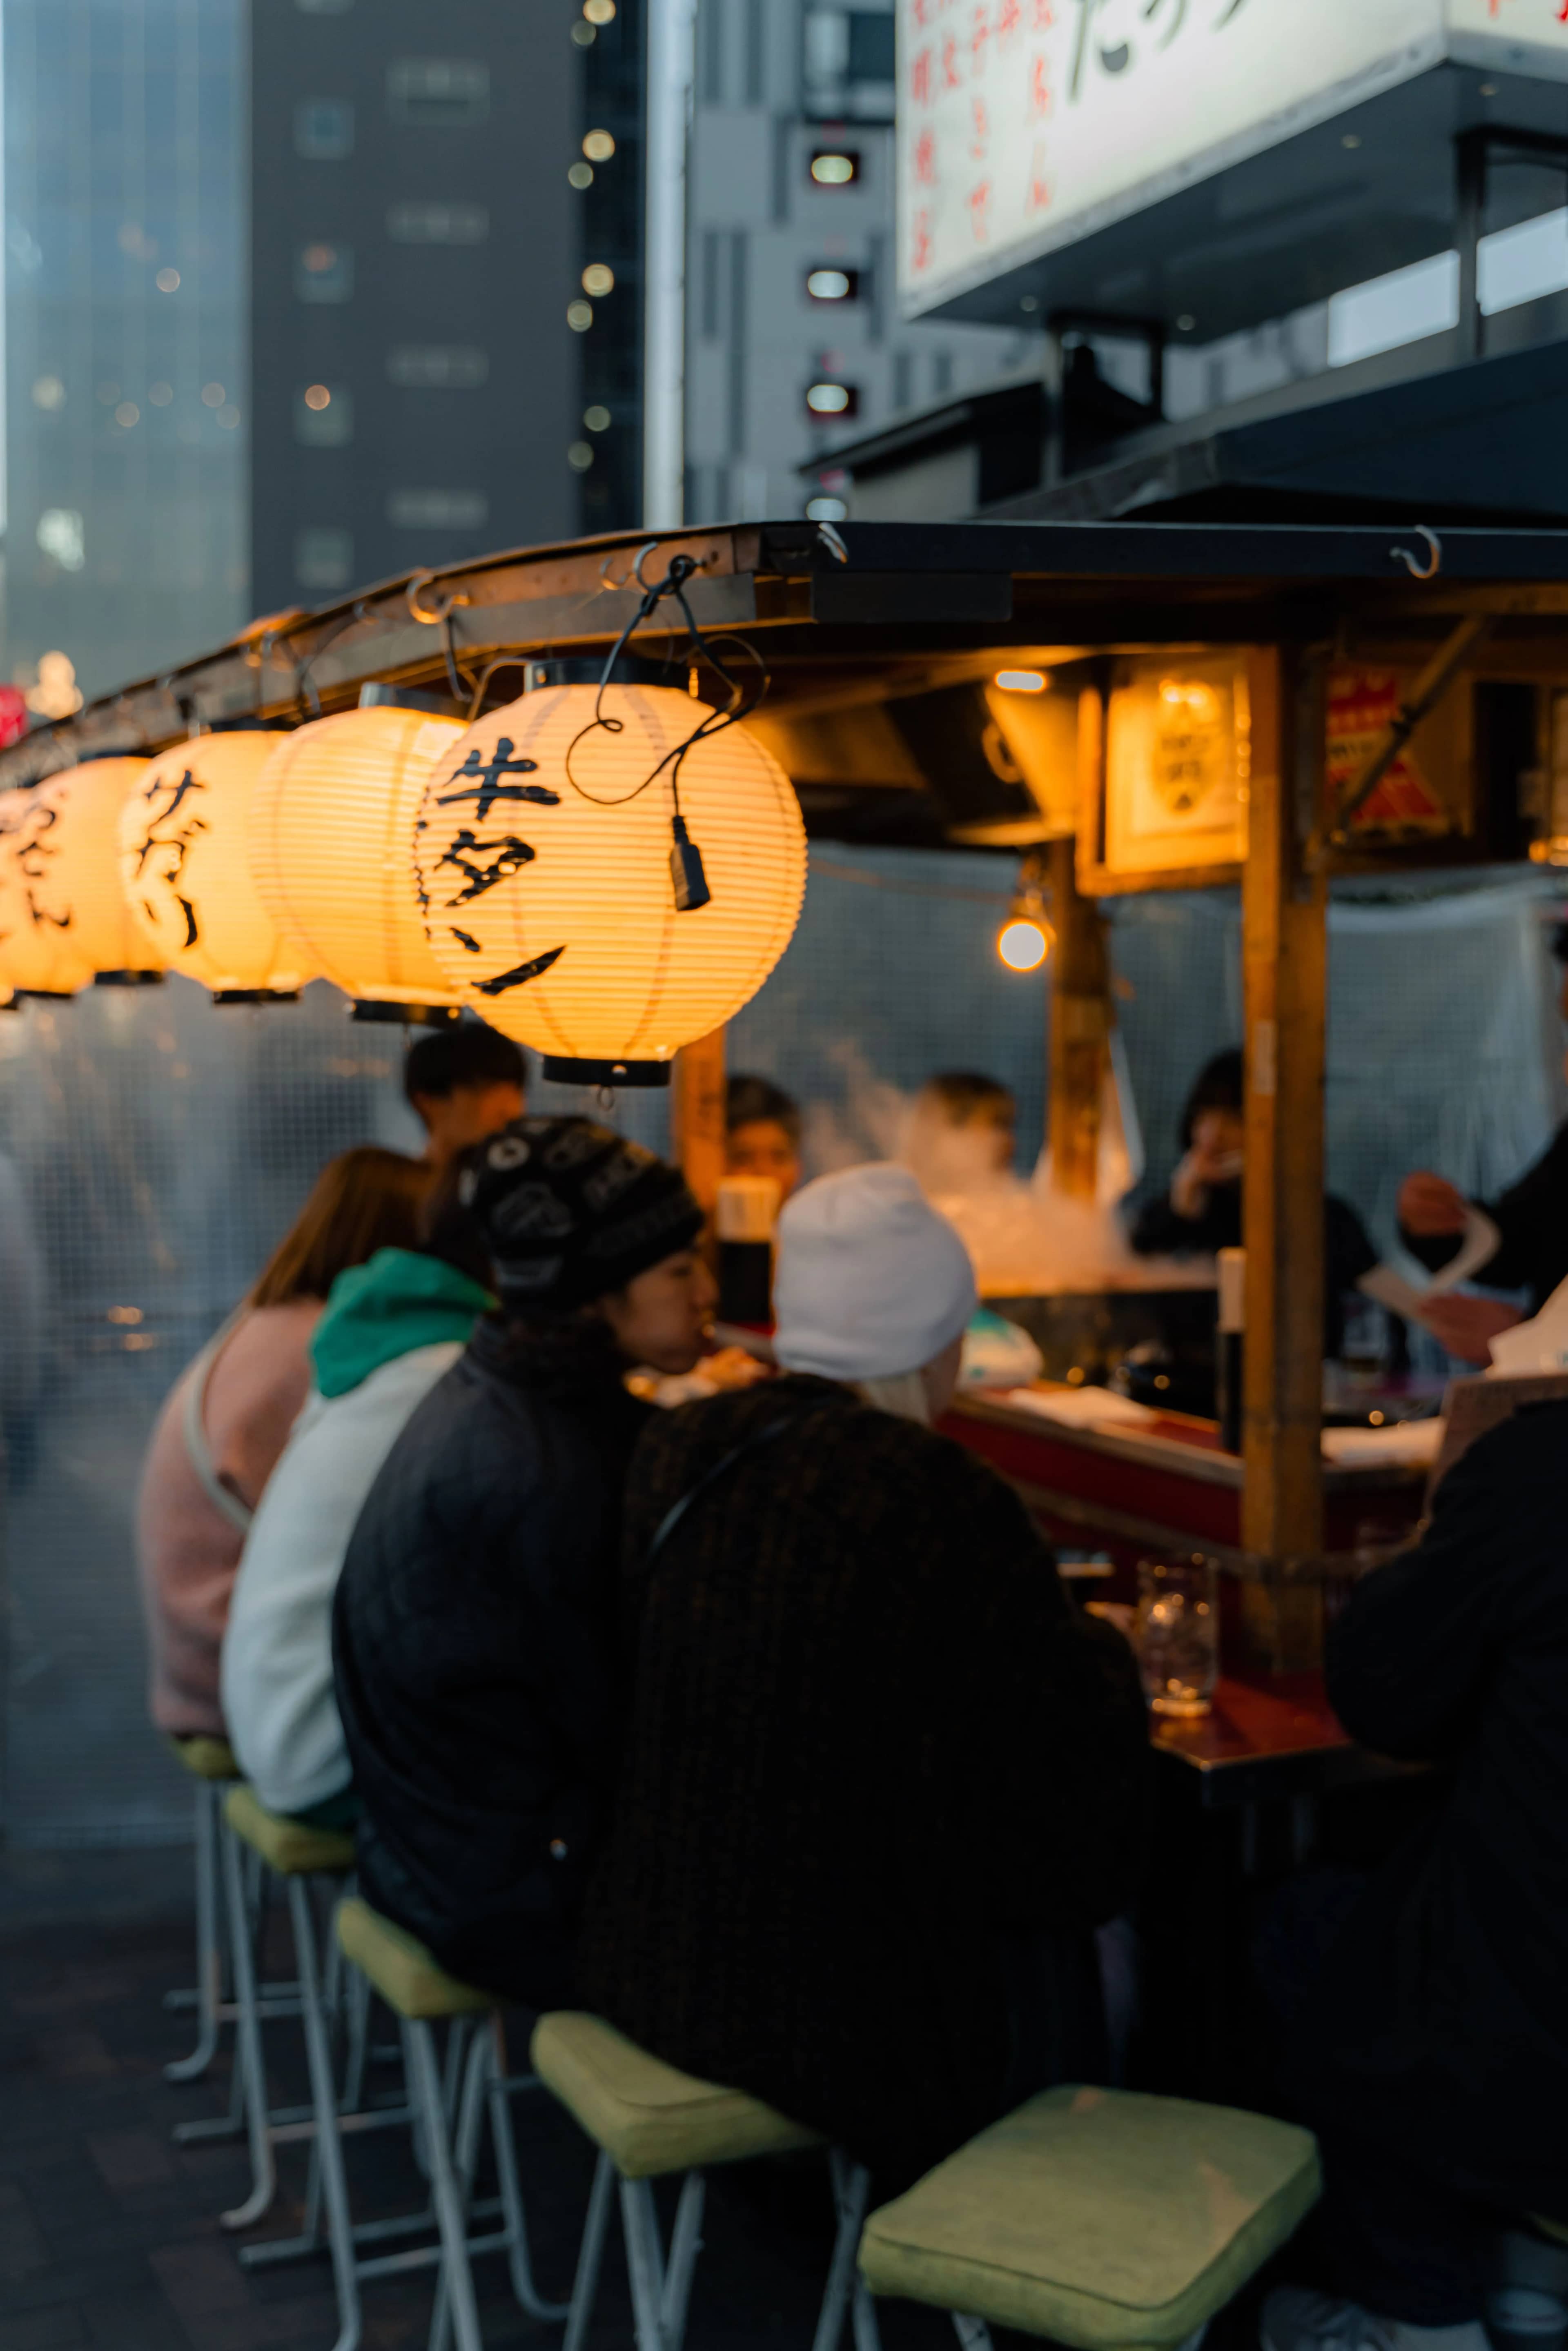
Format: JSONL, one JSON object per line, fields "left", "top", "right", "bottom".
{"left": 577, "top": 1164, "right": 1150, "bottom": 2191}
{"left": 1129, "top": 1048, "right": 1381, "bottom": 1363}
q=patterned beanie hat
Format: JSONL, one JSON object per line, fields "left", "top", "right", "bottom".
{"left": 459, "top": 1116, "right": 704, "bottom": 1312}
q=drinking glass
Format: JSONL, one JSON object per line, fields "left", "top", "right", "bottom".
{"left": 1134, "top": 1553, "right": 1219, "bottom": 1718}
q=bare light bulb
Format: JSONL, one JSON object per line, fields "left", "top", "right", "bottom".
{"left": 998, "top": 916, "right": 1052, "bottom": 973}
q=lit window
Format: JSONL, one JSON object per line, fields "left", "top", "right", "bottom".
{"left": 567, "top": 299, "right": 594, "bottom": 331}
{"left": 201, "top": 381, "right": 226, "bottom": 408}
{"left": 148, "top": 382, "right": 172, "bottom": 406}
{"left": 568, "top": 441, "right": 594, "bottom": 472}
{"left": 386, "top": 200, "right": 488, "bottom": 245}
{"left": 296, "top": 241, "right": 354, "bottom": 301}
{"left": 810, "top": 150, "right": 859, "bottom": 186}
{"left": 31, "top": 375, "right": 65, "bottom": 411}
{"left": 295, "top": 383, "right": 353, "bottom": 444}
{"left": 581, "top": 263, "right": 615, "bottom": 296}
{"left": 806, "top": 381, "right": 857, "bottom": 416}
{"left": 584, "top": 0, "right": 616, "bottom": 20}
{"left": 387, "top": 345, "right": 488, "bottom": 388}
{"left": 387, "top": 59, "right": 490, "bottom": 126}
{"left": 296, "top": 527, "right": 354, "bottom": 589}
{"left": 155, "top": 266, "right": 180, "bottom": 292}
{"left": 806, "top": 267, "right": 857, "bottom": 301}
{"left": 584, "top": 405, "right": 612, "bottom": 431}
{"left": 294, "top": 97, "right": 354, "bottom": 160}
{"left": 386, "top": 488, "right": 488, "bottom": 529}
{"left": 569, "top": 162, "right": 594, "bottom": 189}
{"left": 115, "top": 401, "right": 140, "bottom": 427}
{"left": 36, "top": 510, "right": 85, "bottom": 571}
{"left": 995, "top": 671, "right": 1049, "bottom": 694}
{"left": 583, "top": 128, "right": 615, "bottom": 161}
{"left": 805, "top": 496, "right": 847, "bottom": 522}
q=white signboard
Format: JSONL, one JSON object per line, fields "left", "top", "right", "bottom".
{"left": 897, "top": 0, "right": 1568, "bottom": 318}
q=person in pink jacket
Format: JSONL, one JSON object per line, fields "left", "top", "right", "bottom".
{"left": 136, "top": 1145, "right": 436, "bottom": 1740}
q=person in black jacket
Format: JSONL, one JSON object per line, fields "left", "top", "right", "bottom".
{"left": 331, "top": 1117, "right": 709, "bottom": 2007}
{"left": 1129, "top": 1048, "right": 1382, "bottom": 1362}
{"left": 1262, "top": 1400, "right": 1568, "bottom": 2351}
{"left": 577, "top": 1164, "right": 1150, "bottom": 2189}
{"left": 1396, "top": 926, "right": 1568, "bottom": 1364}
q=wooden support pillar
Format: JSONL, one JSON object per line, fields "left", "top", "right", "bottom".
{"left": 1047, "top": 834, "right": 1111, "bottom": 1199}
{"left": 1241, "top": 646, "right": 1327, "bottom": 1670}
{"left": 672, "top": 1025, "right": 727, "bottom": 1233}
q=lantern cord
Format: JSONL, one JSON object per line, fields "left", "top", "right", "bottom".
{"left": 290, "top": 604, "right": 367, "bottom": 722}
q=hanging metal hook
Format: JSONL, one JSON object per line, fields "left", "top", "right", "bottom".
{"left": 815, "top": 520, "right": 850, "bottom": 563}
{"left": 406, "top": 571, "right": 472, "bottom": 625}
{"left": 1391, "top": 526, "right": 1442, "bottom": 581}
{"left": 600, "top": 541, "right": 661, "bottom": 592}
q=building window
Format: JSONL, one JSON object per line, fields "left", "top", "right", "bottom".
{"left": 295, "top": 526, "right": 354, "bottom": 590}
{"left": 810, "top": 149, "right": 860, "bottom": 187}
{"left": 386, "top": 200, "right": 489, "bottom": 244}
{"left": 386, "top": 488, "right": 488, "bottom": 528}
{"left": 387, "top": 345, "right": 488, "bottom": 389}
{"left": 387, "top": 60, "right": 490, "bottom": 126}
{"left": 806, "top": 266, "right": 860, "bottom": 303}
{"left": 294, "top": 383, "right": 353, "bottom": 445}
{"left": 294, "top": 98, "right": 354, "bottom": 160}
{"left": 806, "top": 380, "right": 858, "bottom": 418}
{"left": 296, "top": 0, "right": 352, "bottom": 12}
{"left": 802, "top": 9, "right": 895, "bottom": 123}
{"left": 295, "top": 242, "right": 354, "bottom": 302}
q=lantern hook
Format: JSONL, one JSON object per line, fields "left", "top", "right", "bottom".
{"left": 1390, "top": 526, "right": 1442, "bottom": 581}
{"left": 815, "top": 520, "right": 849, "bottom": 563}
{"left": 406, "top": 572, "right": 472, "bottom": 626}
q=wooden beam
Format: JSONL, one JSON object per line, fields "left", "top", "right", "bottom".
{"left": 1241, "top": 646, "right": 1327, "bottom": 1669}
{"left": 1048, "top": 834, "right": 1111, "bottom": 1199}
{"left": 672, "top": 1026, "right": 728, "bottom": 1234}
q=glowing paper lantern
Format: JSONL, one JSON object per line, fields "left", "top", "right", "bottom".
{"left": 0, "top": 758, "right": 162, "bottom": 996}
{"left": 413, "top": 684, "right": 806, "bottom": 1080}
{"left": 118, "top": 732, "right": 314, "bottom": 1000}
{"left": 249, "top": 705, "right": 466, "bottom": 1016}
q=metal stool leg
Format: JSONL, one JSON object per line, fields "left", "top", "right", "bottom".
{"left": 288, "top": 1878, "right": 361, "bottom": 2351}
{"left": 165, "top": 1779, "right": 223, "bottom": 2081}
{"left": 561, "top": 2148, "right": 617, "bottom": 2351}
{"left": 405, "top": 2019, "right": 484, "bottom": 2351}
{"left": 814, "top": 2151, "right": 872, "bottom": 2351}
{"left": 429, "top": 2030, "right": 494, "bottom": 2351}
{"left": 487, "top": 2035, "right": 572, "bottom": 2322}
{"left": 620, "top": 2175, "right": 671, "bottom": 2351}
{"left": 218, "top": 1814, "right": 277, "bottom": 2230}
{"left": 952, "top": 2321, "right": 993, "bottom": 2351}
{"left": 660, "top": 2172, "right": 705, "bottom": 2351}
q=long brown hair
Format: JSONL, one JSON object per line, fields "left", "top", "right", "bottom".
{"left": 249, "top": 1147, "right": 434, "bottom": 1308}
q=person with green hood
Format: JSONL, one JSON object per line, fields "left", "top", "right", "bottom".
{"left": 220, "top": 1185, "right": 494, "bottom": 1827}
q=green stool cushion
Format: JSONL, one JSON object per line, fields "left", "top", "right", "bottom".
{"left": 335, "top": 1895, "right": 492, "bottom": 2021}
{"left": 169, "top": 1734, "right": 240, "bottom": 1782}
{"left": 858, "top": 2085, "right": 1321, "bottom": 2351}
{"left": 530, "top": 2011, "right": 823, "bottom": 2182}
{"left": 224, "top": 1785, "right": 356, "bottom": 1877}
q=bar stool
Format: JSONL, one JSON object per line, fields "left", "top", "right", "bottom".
{"left": 163, "top": 1734, "right": 242, "bottom": 2083}
{"left": 530, "top": 2009, "right": 875, "bottom": 2351}
{"left": 324, "top": 1893, "right": 570, "bottom": 2351}
{"left": 856, "top": 2084, "right": 1321, "bottom": 2351}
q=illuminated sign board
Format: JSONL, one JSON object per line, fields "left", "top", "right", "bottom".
{"left": 897, "top": 0, "right": 1568, "bottom": 321}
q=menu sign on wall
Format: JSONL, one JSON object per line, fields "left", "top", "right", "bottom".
{"left": 897, "top": 0, "right": 1568, "bottom": 319}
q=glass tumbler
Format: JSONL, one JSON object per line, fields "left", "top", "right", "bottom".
{"left": 1134, "top": 1553, "right": 1219, "bottom": 1718}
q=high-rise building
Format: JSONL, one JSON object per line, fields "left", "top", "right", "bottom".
{"left": 249, "top": 0, "right": 646, "bottom": 616}
{"left": 2, "top": 0, "right": 248, "bottom": 704}
{"left": 682, "top": 0, "right": 1034, "bottom": 526}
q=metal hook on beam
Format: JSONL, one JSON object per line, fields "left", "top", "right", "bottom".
{"left": 1390, "top": 526, "right": 1442, "bottom": 581}
{"left": 406, "top": 572, "right": 472, "bottom": 625}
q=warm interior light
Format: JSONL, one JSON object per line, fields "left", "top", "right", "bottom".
{"left": 581, "top": 263, "right": 615, "bottom": 296}
{"left": 583, "top": 0, "right": 616, "bottom": 20}
{"left": 249, "top": 706, "right": 468, "bottom": 1011}
{"left": 996, "top": 670, "right": 1048, "bottom": 693}
{"left": 582, "top": 128, "right": 615, "bottom": 161}
{"left": 998, "top": 917, "right": 1051, "bottom": 973}
{"left": 413, "top": 684, "right": 806, "bottom": 1071}
{"left": 811, "top": 152, "right": 857, "bottom": 186}
{"left": 0, "top": 759, "right": 162, "bottom": 994}
{"left": 303, "top": 383, "right": 332, "bottom": 410}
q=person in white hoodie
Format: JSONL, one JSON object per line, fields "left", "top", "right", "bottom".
{"left": 221, "top": 1208, "right": 493, "bottom": 1825}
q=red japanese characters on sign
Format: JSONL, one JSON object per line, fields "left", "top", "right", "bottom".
{"left": 1325, "top": 672, "right": 1450, "bottom": 833}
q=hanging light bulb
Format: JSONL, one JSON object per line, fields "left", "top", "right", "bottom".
{"left": 118, "top": 731, "right": 314, "bottom": 1001}
{"left": 412, "top": 681, "right": 807, "bottom": 1084}
{"left": 249, "top": 699, "right": 467, "bottom": 1021}
{"left": 996, "top": 852, "right": 1054, "bottom": 973}
{"left": 0, "top": 758, "right": 164, "bottom": 997}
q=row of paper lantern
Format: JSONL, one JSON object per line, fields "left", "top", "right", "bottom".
{"left": 0, "top": 686, "right": 808, "bottom": 1072}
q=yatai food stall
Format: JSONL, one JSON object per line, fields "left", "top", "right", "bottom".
{"left": 3, "top": 515, "right": 1565, "bottom": 1725}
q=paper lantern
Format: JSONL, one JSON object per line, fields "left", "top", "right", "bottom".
{"left": 0, "top": 758, "right": 163, "bottom": 996}
{"left": 118, "top": 732, "right": 314, "bottom": 999}
{"left": 413, "top": 683, "right": 806, "bottom": 1080}
{"left": 249, "top": 705, "right": 466, "bottom": 1017}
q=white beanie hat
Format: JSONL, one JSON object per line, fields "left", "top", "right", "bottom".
{"left": 773, "top": 1164, "right": 977, "bottom": 1383}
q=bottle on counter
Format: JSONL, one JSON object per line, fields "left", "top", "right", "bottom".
{"left": 1216, "top": 1245, "right": 1244, "bottom": 1455}
{"left": 716, "top": 1174, "right": 781, "bottom": 1327}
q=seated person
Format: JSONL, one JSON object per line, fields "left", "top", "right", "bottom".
{"left": 332, "top": 1119, "right": 709, "bottom": 2007}
{"left": 220, "top": 1184, "right": 495, "bottom": 1826}
{"left": 577, "top": 1163, "right": 1149, "bottom": 2189}
{"left": 404, "top": 1020, "right": 526, "bottom": 1170}
{"left": 1130, "top": 1048, "right": 1381, "bottom": 1361}
{"left": 1264, "top": 1398, "right": 1568, "bottom": 2351}
{"left": 904, "top": 1069, "right": 1018, "bottom": 1196}
{"left": 725, "top": 1073, "right": 803, "bottom": 1201}
{"left": 136, "top": 1145, "right": 434, "bottom": 1744}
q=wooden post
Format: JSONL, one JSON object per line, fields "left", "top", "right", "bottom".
{"left": 1048, "top": 835, "right": 1111, "bottom": 1198}
{"left": 672, "top": 1025, "right": 727, "bottom": 1236}
{"left": 1241, "top": 647, "right": 1327, "bottom": 1670}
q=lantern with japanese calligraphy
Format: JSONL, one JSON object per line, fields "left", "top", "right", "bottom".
{"left": 412, "top": 683, "right": 806, "bottom": 1082}
{"left": 248, "top": 703, "right": 466, "bottom": 1020}
{"left": 117, "top": 732, "right": 314, "bottom": 1000}
{"left": 0, "top": 758, "right": 163, "bottom": 997}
